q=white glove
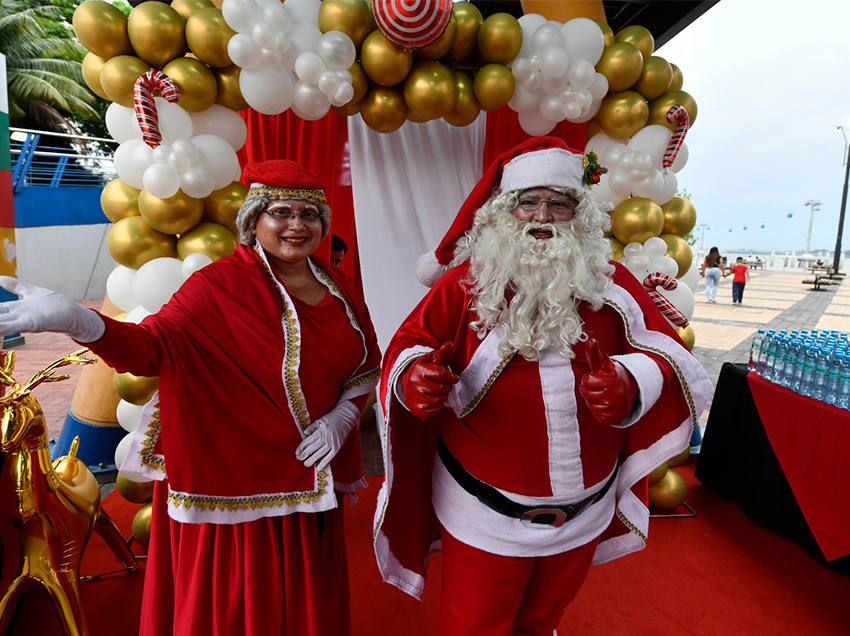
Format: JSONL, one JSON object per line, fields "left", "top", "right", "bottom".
{"left": 295, "top": 400, "right": 361, "bottom": 471}
{"left": 0, "top": 276, "right": 105, "bottom": 343}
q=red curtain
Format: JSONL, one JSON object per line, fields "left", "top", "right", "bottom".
{"left": 237, "top": 110, "right": 360, "bottom": 283}
{"left": 483, "top": 108, "right": 588, "bottom": 171}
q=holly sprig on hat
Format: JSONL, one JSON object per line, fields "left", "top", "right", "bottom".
{"left": 582, "top": 151, "right": 607, "bottom": 189}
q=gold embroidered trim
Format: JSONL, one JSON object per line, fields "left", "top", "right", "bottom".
{"left": 138, "top": 402, "right": 165, "bottom": 472}
{"left": 459, "top": 353, "right": 514, "bottom": 418}
{"left": 313, "top": 265, "right": 362, "bottom": 332}
{"left": 603, "top": 298, "right": 698, "bottom": 425}
{"left": 248, "top": 185, "right": 326, "bottom": 204}
{"left": 616, "top": 506, "right": 647, "bottom": 543}
{"left": 344, "top": 368, "right": 380, "bottom": 393}
{"left": 167, "top": 471, "right": 329, "bottom": 513}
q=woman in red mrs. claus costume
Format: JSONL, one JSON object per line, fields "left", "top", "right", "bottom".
{"left": 373, "top": 137, "right": 711, "bottom": 635}
{"left": 0, "top": 160, "right": 381, "bottom": 636}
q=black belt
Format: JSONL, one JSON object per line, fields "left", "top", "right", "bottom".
{"left": 437, "top": 437, "right": 618, "bottom": 528}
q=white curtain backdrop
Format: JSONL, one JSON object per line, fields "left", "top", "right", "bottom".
{"left": 348, "top": 114, "right": 486, "bottom": 351}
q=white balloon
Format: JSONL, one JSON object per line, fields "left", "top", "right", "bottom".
{"left": 671, "top": 142, "right": 689, "bottom": 173}
{"left": 608, "top": 170, "right": 632, "bottom": 195}
{"left": 588, "top": 172, "right": 626, "bottom": 207}
{"left": 318, "top": 30, "right": 356, "bottom": 72}
{"left": 602, "top": 143, "right": 628, "bottom": 168}
{"left": 261, "top": 1, "right": 292, "bottom": 32}
{"left": 650, "top": 255, "right": 679, "bottom": 278}
{"left": 221, "top": 0, "right": 261, "bottom": 33}
{"left": 331, "top": 82, "right": 354, "bottom": 106}
{"left": 508, "top": 84, "right": 540, "bottom": 112}
{"left": 114, "top": 432, "right": 135, "bottom": 471}
{"left": 628, "top": 125, "right": 671, "bottom": 171}
{"left": 657, "top": 171, "right": 678, "bottom": 205}
{"left": 680, "top": 261, "right": 700, "bottom": 291}
{"left": 659, "top": 284, "right": 695, "bottom": 321}
{"left": 132, "top": 257, "right": 186, "bottom": 313}
{"left": 252, "top": 21, "right": 275, "bottom": 48}
{"left": 240, "top": 66, "right": 295, "bottom": 114}
{"left": 142, "top": 163, "right": 180, "bottom": 199}
{"left": 117, "top": 400, "right": 144, "bottom": 433}
{"left": 125, "top": 305, "right": 152, "bottom": 324}
{"left": 624, "top": 254, "right": 651, "bottom": 279}
{"left": 585, "top": 132, "right": 617, "bottom": 163}
{"left": 563, "top": 101, "right": 582, "bottom": 121}
{"left": 539, "top": 47, "right": 569, "bottom": 80}
{"left": 575, "top": 89, "right": 593, "bottom": 109}
{"left": 589, "top": 73, "right": 609, "bottom": 101}
{"left": 567, "top": 60, "right": 595, "bottom": 90}
{"left": 182, "top": 252, "right": 213, "bottom": 278}
{"left": 114, "top": 139, "right": 152, "bottom": 189}
{"left": 560, "top": 17, "right": 605, "bottom": 65}
{"left": 531, "top": 23, "right": 563, "bottom": 54}
{"left": 317, "top": 70, "right": 341, "bottom": 96}
{"left": 190, "top": 105, "right": 248, "bottom": 151}
{"left": 227, "top": 32, "right": 262, "bottom": 69}
{"left": 511, "top": 57, "right": 531, "bottom": 81}
{"left": 643, "top": 236, "right": 668, "bottom": 259}
{"left": 180, "top": 164, "right": 216, "bottom": 199}
{"left": 151, "top": 143, "right": 171, "bottom": 165}
{"left": 524, "top": 71, "right": 543, "bottom": 93}
{"left": 624, "top": 242, "right": 645, "bottom": 258}
{"left": 168, "top": 148, "right": 192, "bottom": 173}
{"left": 288, "top": 21, "right": 322, "bottom": 56}
{"left": 154, "top": 99, "right": 193, "bottom": 143}
{"left": 540, "top": 96, "right": 565, "bottom": 123}
{"left": 171, "top": 139, "right": 198, "bottom": 163}
{"left": 295, "top": 51, "right": 325, "bottom": 84}
{"left": 105, "top": 103, "right": 139, "bottom": 143}
{"left": 517, "top": 14, "right": 549, "bottom": 59}
{"left": 631, "top": 170, "right": 664, "bottom": 200}
{"left": 293, "top": 80, "right": 330, "bottom": 120}
{"left": 106, "top": 266, "right": 139, "bottom": 312}
{"left": 283, "top": 0, "right": 321, "bottom": 26}
{"left": 517, "top": 108, "right": 556, "bottom": 136}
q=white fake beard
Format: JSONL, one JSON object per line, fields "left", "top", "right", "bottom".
{"left": 457, "top": 210, "right": 613, "bottom": 361}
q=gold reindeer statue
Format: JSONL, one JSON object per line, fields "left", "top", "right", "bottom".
{"left": 0, "top": 348, "right": 137, "bottom": 636}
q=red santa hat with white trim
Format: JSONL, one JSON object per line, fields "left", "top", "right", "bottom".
{"left": 416, "top": 136, "right": 599, "bottom": 287}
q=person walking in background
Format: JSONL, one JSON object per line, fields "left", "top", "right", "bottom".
{"left": 701, "top": 246, "right": 724, "bottom": 303}
{"left": 729, "top": 256, "right": 750, "bottom": 305}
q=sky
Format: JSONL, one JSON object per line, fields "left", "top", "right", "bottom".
{"left": 655, "top": 0, "right": 850, "bottom": 255}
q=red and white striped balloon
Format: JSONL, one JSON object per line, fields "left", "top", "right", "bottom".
{"left": 662, "top": 105, "right": 689, "bottom": 173}
{"left": 133, "top": 69, "right": 181, "bottom": 149}
{"left": 372, "top": 0, "right": 452, "bottom": 51}
{"left": 642, "top": 272, "right": 689, "bottom": 328}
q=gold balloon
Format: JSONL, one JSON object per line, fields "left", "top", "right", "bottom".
{"left": 361, "top": 30, "right": 413, "bottom": 86}
{"left": 177, "top": 222, "right": 238, "bottom": 261}
{"left": 610, "top": 197, "right": 664, "bottom": 245}
{"left": 107, "top": 216, "right": 178, "bottom": 269}
{"left": 403, "top": 61, "right": 457, "bottom": 120}
{"left": 593, "top": 19, "right": 615, "bottom": 47}
{"left": 660, "top": 233, "right": 693, "bottom": 278}
{"left": 186, "top": 7, "right": 235, "bottom": 68}
{"left": 214, "top": 65, "right": 249, "bottom": 111}
{"left": 407, "top": 110, "right": 429, "bottom": 124}
{"left": 132, "top": 503, "right": 153, "bottom": 550}
{"left": 116, "top": 473, "right": 155, "bottom": 504}
{"left": 82, "top": 53, "right": 109, "bottom": 100}
{"left": 414, "top": 17, "right": 457, "bottom": 61}
{"left": 473, "top": 64, "right": 515, "bottom": 112}
{"left": 318, "top": 0, "right": 374, "bottom": 48}
{"left": 171, "top": 0, "right": 215, "bottom": 22}
{"left": 595, "top": 41, "right": 643, "bottom": 93}
{"left": 72, "top": 0, "right": 133, "bottom": 60}
{"left": 597, "top": 90, "right": 649, "bottom": 140}
{"left": 162, "top": 57, "right": 218, "bottom": 112}
{"left": 648, "top": 468, "right": 686, "bottom": 511}
{"left": 139, "top": 189, "right": 204, "bottom": 235}
{"left": 444, "top": 71, "right": 480, "bottom": 128}
{"left": 114, "top": 371, "right": 159, "bottom": 406}
{"left": 346, "top": 61, "right": 369, "bottom": 105}
{"left": 661, "top": 196, "right": 697, "bottom": 237}
{"left": 203, "top": 181, "right": 247, "bottom": 233}
{"left": 648, "top": 89, "right": 698, "bottom": 130}
{"left": 359, "top": 84, "right": 408, "bottom": 133}
{"left": 609, "top": 236, "right": 626, "bottom": 261}
{"left": 670, "top": 63, "right": 684, "bottom": 90}
{"left": 331, "top": 101, "right": 361, "bottom": 117}
{"left": 648, "top": 462, "right": 668, "bottom": 486}
{"left": 676, "top": 324, "right": 696, "bottom": 351}
{"left": 584, "top": 118, "right": 603, "bottom": 139}
{"left": 615, "top": 25, "right": 654, "bottom": 58}
{"left": 448, "top": 1, "right": 483, "bottom": 63}
{"left": 101, "top": 178, "right": 141, "bottom": 223}
{"left": 634, "top": 55, "right": 673, "bottom": 101}
{"left": 667, "top": 448, "right": 691, "bottom": 469}
{"left": 477, "top": 13, "right": 522, "bottom": 64}
{"left": 99, "top": 55, "right": 151, "bottom": 108}
{"left": 127, "top": 2, "right": 187, "bottom": 70}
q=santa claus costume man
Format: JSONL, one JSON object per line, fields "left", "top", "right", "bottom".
{"left": 373, "top": 137, "right": 711, "bottom": 636}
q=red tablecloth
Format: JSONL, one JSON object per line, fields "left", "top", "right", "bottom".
{"left": 747, "top": 372, "right": 850, "bottom": 561}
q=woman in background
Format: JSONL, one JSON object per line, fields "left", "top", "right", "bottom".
{"left": 701, "top": 246, "right": 725, "bottom": 303}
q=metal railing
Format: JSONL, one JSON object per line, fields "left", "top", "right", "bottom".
{"left": 10, "top": 127, "right": 118, "bottom": 192}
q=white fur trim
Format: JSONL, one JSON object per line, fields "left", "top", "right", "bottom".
{"left": 416, "top": 251, "right": 448, "bottom": 287}
{"left": 499, "top": 148, "right": 588, "bottom": 194}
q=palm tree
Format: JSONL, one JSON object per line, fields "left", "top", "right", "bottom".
{"left": 1, "top": 0, "right": 101, "bottom": 133}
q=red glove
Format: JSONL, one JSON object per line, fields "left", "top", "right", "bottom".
{"left": 399, "top": 342, "right": 459, "bottom": 421}
{"left": 579, "top": 337, "right": 639, "bottom": 426}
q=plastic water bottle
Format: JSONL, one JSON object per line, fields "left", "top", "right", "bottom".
{"left": 825, "top": 349, "right": 844, "bottom": 405}
{"left": 812, "top": 347, "right": 829, "bottom": 401}
{"left": 749, "top": 329, "right": 765, "bottom": 371}
{"left": 793, "top": 343, "right": 810, "bottom": 394}
{"left": 789, "top": 339, "right": 806, "bottom": 392}
{"left": 772, "top": 337, "right": 788, "bottom": 385}
{"left": 763, "top": 334, "right": 778, "bottom": 381}
{"left": 757, "top": 331, "right": 775, "bottom": 376}
{"left": 837, "top": 353, "right": 850, "bottom": 410}
{"left": 780, "top": 337, "right": 798, "bottom": 387}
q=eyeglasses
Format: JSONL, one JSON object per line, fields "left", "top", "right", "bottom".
{"left": 516, "top": 194, "right": 577, "bottom": 216}
{"left": 264, "top": 207, "right": 322, "bottom": 224}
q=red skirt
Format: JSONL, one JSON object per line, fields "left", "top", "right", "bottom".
{"left": 140, "top": 482, "right": 350, "bottom": 636}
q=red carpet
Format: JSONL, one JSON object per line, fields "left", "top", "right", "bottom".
{"left": 8, "top": 459, "right": 850, "bottom": 635}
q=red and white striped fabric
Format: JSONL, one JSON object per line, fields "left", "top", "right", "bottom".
{"left": 642, "top": 272, "right": 689, "bottom": 328}
{"left": 662, "top": 105, "right": 689, "bottom": 173}
{"left": 133, "top": 69, "right": 180, "bottom": 149}
{"left": 372, "top": 0, "right": 452, "bottom": 51}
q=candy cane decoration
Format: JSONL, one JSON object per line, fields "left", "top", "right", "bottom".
{"left": 642, "top": 272, "right": 689, "bottom": 328}
{"left": 133, "top": 69, "right": 180, "bottom": 149}
{"left": 662, "top": 105, "right": 690, "bottom": 175}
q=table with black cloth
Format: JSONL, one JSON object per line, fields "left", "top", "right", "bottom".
{"left": 695, "top": 362, "right": 850, "bottom": 575}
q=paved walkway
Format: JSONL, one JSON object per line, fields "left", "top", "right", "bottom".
{"left": 3, "top": 271, "right": 847, "bottom": 475}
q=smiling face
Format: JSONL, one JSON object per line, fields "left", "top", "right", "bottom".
{"left": 253, "top": 199, "right": 323, "bottom": 269}
{"left": 511, "top": 187, "right": 578, "bottom": 240}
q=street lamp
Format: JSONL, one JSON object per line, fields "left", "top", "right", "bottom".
{"left": 834, "top": 126, "right": 850, "bottom": 272}
{"left": 805, "top": 199, "right": 822, "bottom": 253}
